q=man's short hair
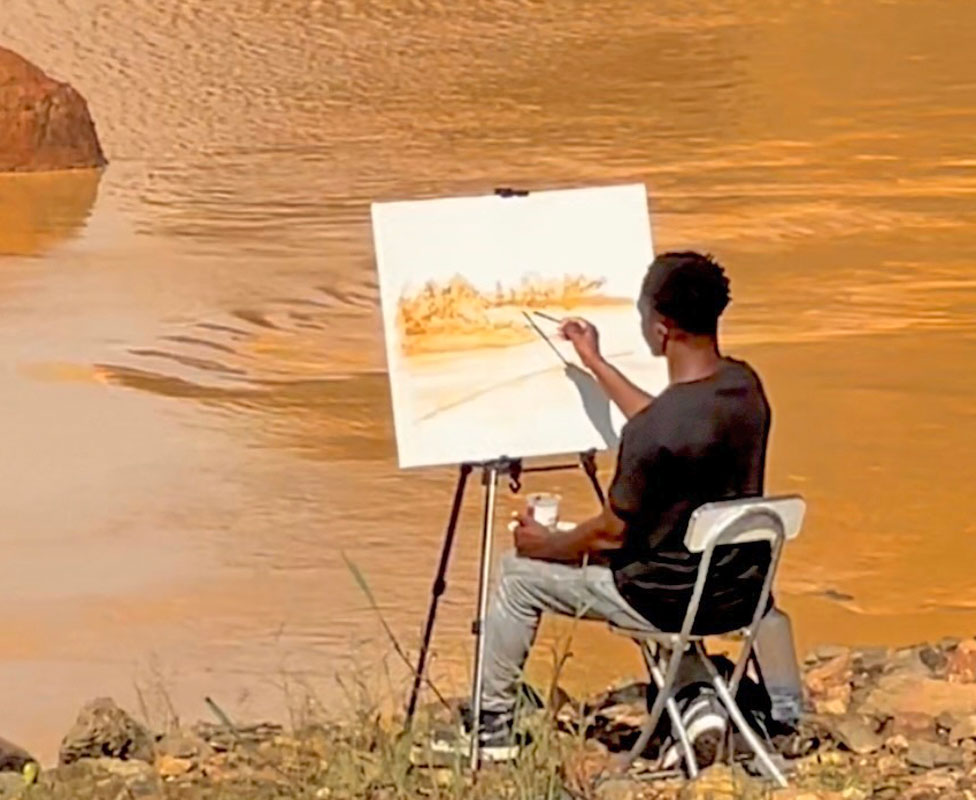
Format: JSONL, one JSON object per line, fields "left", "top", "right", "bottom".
{"left": 639, "top": 251, "right": 731, "bottom": 336}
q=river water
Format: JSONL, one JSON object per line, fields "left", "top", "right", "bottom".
{"left": 1, "top": 0, "right": 975, "bottom": 763}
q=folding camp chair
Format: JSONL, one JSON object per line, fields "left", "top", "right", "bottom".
{"left": 608, "top": 495, "right": 806, "bottom": 788}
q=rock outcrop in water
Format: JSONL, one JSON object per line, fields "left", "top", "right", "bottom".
{"left": 0, "top": 46, "right": 106, "bottom": 173}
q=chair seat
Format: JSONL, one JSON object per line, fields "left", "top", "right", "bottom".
{"left": 606, "top": 625, "right": 687, "bottom": 646}
{"left": 608, "top": 621, "right": 749, "bottom": 644}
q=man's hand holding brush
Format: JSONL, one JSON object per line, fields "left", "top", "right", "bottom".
{"left": 531, "top": 310, "right": 654, "bottom": 419}
{"left": 558, "top": 317, "right": 602, "bottom": 369}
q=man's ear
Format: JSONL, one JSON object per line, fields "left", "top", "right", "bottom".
{"left": 654, "top": 320, "right": 670, "bottom": 352}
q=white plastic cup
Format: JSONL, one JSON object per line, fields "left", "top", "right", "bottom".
{"left": 527, "top": 492, "right": 561, "bottom": 528}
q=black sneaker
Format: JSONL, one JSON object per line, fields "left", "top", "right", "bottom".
{"left": 457, "top": 685, "right": 544, "bottom": 733}
{"left": 430, "top": 710, "right": 521, "bottom": 763}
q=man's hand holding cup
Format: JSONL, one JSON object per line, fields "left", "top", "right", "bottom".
{"left": 511, "top": 492, "right": 561, "bottom": 559}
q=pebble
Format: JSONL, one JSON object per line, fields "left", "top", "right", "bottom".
{"left": 678, "top": 765, "right": 758, "bottom": 800}
{"left": 950, "top": 716, "right": 976, "bottom": 743}
{"left": 595, "top": 777, "right": 643, "bottom": 800}
{"left": 906, "top": 740, "right": 964, "bottom": 769}
{"left": 887, "top": 712, "right": 936, "bottom": 740}
{"left": 938, "top": 711, "right": 961, "bottom": 730}
{"left": 813, "top": 645, "right": 852, "bottom": 663}
{"left": 876, "top": 754, "right": 908, "bottom": 775}
{"left": 947, "top": 641, "right": 976, "bottom": 683}
{"left": 920, "top": 647, "right": 949, "bottom": 673}
{"left": 828, "top": 716, "right": 883, "bottom": 755}
{"left": 855, "top": 647, "right": 890, "bottom": 672}
{"left": 155, "top": 755, "right": 193, "bottom": 779}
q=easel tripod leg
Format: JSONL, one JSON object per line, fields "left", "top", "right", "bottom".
{"left": 579, "top": 449, "right": 605, "bottom": 506}
{"left": 405, "top": 463, "right": 473, "bottom": 726}
{"left": 469, "top": 464, "right": 500, "bottom": 769}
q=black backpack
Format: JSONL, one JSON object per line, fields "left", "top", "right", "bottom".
{"left": 647, "top": 653, "right": 777, "bottom": 772}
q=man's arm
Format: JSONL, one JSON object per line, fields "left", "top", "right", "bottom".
{"left": 559, "top": 317, "right": 653, "bottom": 419}
{"left": 585, "top": 357, "right": 654, "bottom": 420}
{"left": 512, "top": 505, "right": 626, "bottom": 563}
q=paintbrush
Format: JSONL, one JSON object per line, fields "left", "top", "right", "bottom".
{"left": 522, "top": 311, "right": 569, "bottom": 366}
{"left": 531, "top": 310, "right": 562, "bottom": 325}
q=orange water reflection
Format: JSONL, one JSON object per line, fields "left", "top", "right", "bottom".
{"left": 0, "top": 170, "right": 101, "bottom": 255}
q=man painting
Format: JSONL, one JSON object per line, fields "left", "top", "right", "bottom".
{"left": 450, "top": 251, "right": 802, "bottom": 761}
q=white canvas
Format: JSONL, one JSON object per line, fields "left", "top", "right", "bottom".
{"left": 371, "top": 183, "right": 669, "bottom": 468}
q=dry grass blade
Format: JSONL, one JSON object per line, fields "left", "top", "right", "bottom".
{"left": 203, "top": 695, "right": 298, "bottom": 788}
{"left": 341, "top": 550, "right": 450, "bottom": 709}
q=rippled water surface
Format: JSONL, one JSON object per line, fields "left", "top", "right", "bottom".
{"left": 2, "top": 0, "right": 975, "bottom": 762}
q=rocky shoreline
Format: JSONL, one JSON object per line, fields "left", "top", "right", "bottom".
{"left": 5, "top": 637, "right": 976, "bottom": 799}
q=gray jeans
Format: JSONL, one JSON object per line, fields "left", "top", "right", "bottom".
{"left": 482, "top": 551, "right": 803, "bottom": 721}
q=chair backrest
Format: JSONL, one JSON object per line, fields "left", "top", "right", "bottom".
{"left": 675, "top": 494, "right": 805, "bottom": 648}
{"left": 684, "top": 495, "right": 806, "bottom": 554}
{"left": 624, "top": 495, "right": 806, "bottom": 702}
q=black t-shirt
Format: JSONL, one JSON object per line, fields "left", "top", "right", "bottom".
{"left": 608, "top": 357, "right": 771, "bottom": 634}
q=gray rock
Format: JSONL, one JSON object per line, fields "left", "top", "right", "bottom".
{"left": 949, "top": 715, "right": 976, "bottom": 743}
{"left": 90, "top": 757, "right": 155, "bottom": 781}
{"left": 594, "top": 777, "right": 643, "bottom": 800}
{"left": 154, "top": 732, "right": 213, "bottom": 760}
{"left": 587, "top": 682, "right": 646, "bottom": 713}
{"left": 828, "top": 716, "right": 883, "bottom": 754}
{"left": 812, "top": 644, "right": 851, "bottom": 662}
{"left": 919, "top": 646, "right": 949, "bottom": 673}
{"left": 906, "top": 740, "right": 964, "bottom": 769}
{"left": 850, "top": 686, "right": 872, "bottom": 708}
{"left": 862, "top": 673, "right": 976, "bottom": 718}
{"left": 887, "top": 712, "right": 937, "bottom": 740}
{"left": 58, "top": 698, "right": 154, "bottom": 765}
{"left": 908, "top": 769, "right": 962, "bottom": 796}
{"left": 597, "top": 702, "right": 646, "bottom": 729}
{"left": 100, "top": 758, "right": 157, "bottom": 797}
{"left": 856, "top": 646, "right": 891, "bottom": 672}
{"left": 0, "top": 736, "right": 34, "bottom": 772}
{"left": 678, "top": 764, "right": 759, "bottom": 800}
{"left": 936, "top": 711, "right": 960, "bottom": 732}
{"left": 43, "top": 758, "right": 160, "bottom": 800}
{"left": 885, "top": 649, "right": 931, "bottom": 677}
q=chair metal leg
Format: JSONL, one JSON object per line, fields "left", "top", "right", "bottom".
{"left": 729, "top": 633, "right": 756, "bottom": 697}
{"left": 704, "top": 664, "right": 787, "bottom": 788}
{"left": 616, "top": 642, "right": 700, "bottom": 775}
{"left": 615, "top": 644, "right": 678, "bottom": 772}
{"left": 644, "top": 649, "right": 699, "bottom": 779}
